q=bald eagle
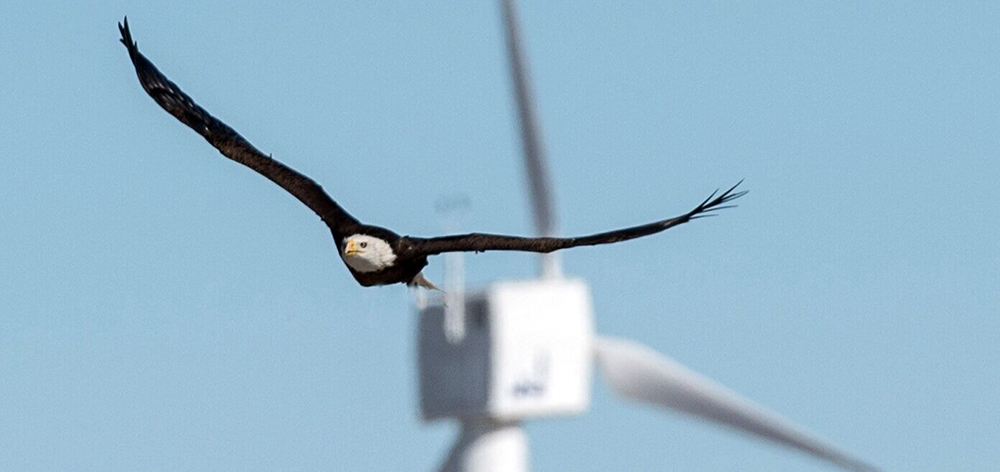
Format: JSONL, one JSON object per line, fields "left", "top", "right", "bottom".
{"left": 118, "top": 18, "right": 745, "bottom": 289}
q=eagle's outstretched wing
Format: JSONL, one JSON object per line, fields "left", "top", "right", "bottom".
{"left": 405, "top": 182, "right": 746, "bottom": 256}
{"left": 118, "top": 18, "right": 360, "bottom": 237}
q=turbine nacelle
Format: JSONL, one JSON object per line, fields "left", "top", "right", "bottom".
{"left": 419, "top": 279, "right": 594, "bottom": 421}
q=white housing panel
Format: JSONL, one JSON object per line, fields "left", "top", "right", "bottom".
{"left": 419, "top": 278, "right": 594, "bottom": 421}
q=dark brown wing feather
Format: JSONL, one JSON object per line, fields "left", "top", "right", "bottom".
{"left": 405, "top": 182, "right": 746, "bottom": 256}
{"left": 118, "top": 18, "right": 360, "bottom": 238}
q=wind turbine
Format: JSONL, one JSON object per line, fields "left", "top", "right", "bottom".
{"left": 415, "top": 1, "right": 880, "bottom": 471}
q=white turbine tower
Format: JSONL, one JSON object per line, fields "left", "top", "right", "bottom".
{"left": 416, "top": 1, "right": 880, "bottom": 471}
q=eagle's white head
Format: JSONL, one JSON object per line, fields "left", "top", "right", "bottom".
{"left": 342, "top": 234, "right": 396, "bottom": 273}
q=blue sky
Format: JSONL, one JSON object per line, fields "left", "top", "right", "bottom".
{"left": 2, "top": 1, "right": 998, "bottom": 471}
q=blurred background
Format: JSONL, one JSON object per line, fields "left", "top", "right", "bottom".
{"left": 1, "top": 1, "right": 998, "bottom": 471}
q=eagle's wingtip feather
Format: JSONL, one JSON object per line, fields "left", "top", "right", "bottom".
{"left": 118, "top": 17, "right": 134, "bottom": 50}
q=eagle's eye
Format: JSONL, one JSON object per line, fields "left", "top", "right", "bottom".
{"left": 360, "top": 242, "right": 368, "bottom": 248}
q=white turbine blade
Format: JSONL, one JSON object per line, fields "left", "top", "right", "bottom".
{"left": 593, "top": 336, "right": 879, "bottom": 472}
{"left": 499, "top": 0, "right": 561, "bottom": 278}
{"left": 500, "top": 0, "right": 555, "bottom": 236}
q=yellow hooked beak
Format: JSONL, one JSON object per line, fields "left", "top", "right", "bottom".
{"left": 344, "top": 240, "right": 359, "bottom": 257}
